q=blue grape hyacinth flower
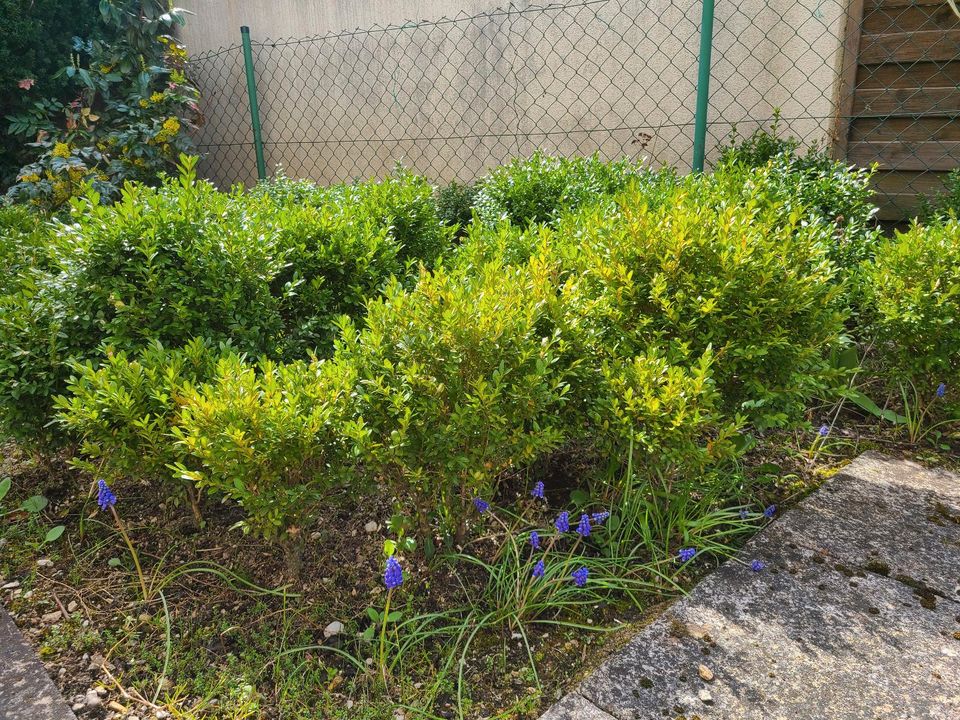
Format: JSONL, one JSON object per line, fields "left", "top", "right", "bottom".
{"left": 591, "top": 511, "right": 610, "bottom": 525}
{"left": 577, "top": 513, "right": 591, "bottom": 537}
{"left": 678, "top": 547, "right": 696, "bottom": 563}
{"left": 384, "top": 556, "right": 403, "bottom": 590}
{"left": 818, "top": 424, "right": 830, "bottom": 437}
{"left": 473, "top": 498, "right": 490, "bottom": 513}
{"left": 97, "top": 479, "right": 116, "bottom": 511}
{"left": 936, "top": 382, "right": 947, "bottom": 399}
{"left": 529, "top": 530, "right": 541, "bottom": 550}
{"left": 531, "top": 481, "right": 545, "bottom": 500}
{"left": 750, "top": 560, "right": 765, "bottom": 572}
{"left": 572, "top": 566, "right": 589, "bottom": 587}
{"left": 763, "top": 504, "right": 777, "bottom": 518}
{"left": 532, "top": 559, "right": 545, "bottom": 579}
{"left": 555, "top": 511, "right": 570, "bottom": 533}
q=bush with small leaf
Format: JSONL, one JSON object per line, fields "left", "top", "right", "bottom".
{"left": 338, "top": 259, "right": 573, "bottom": 543}
{"left": 859, "top": 220, "right": 960, "bottom": 405}
{"left": 173, "top": 354, "right": 367, "bottom": 567}
{"left": 561, "top": 176, "right": 848, "bottom": 428}
{"left": 472, "top": 151, "right": 674, "bottom": 227}
{"left": 54, "top": 338, "right": 227, "bottom": 521}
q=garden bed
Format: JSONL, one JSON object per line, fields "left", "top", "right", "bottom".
{"left": 1, "top": 141, "right": 958, "bottom": 719}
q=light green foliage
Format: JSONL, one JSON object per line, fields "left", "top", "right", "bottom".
{"left": 173, "top": 354, "right": 366, "bottom": 541}
{"left": 718, "top": 127, "right": 880, "bottom": 269}
{"left": 0, "top": 161, "right": 452, "bottom": 445}
{"left": 860, "top": 221, "right": 960, "bottom": 399}
{"left": 563, "top": 179, "right": 848, "bottom": 428}
{"left": 338, "top": 260, "right": 572, "bottom": 538}
{"left": 472, "top": 151, "right": 675, "bottom": 227}
{"left": 589, "top": 349, "right": 741, "bottom": 473}
{"left": 54, "top": 338, "right": 225, "bottom": 490}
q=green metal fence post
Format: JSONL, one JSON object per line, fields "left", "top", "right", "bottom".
{"left": 692, "top": 0, "right": 715, "bottom": 173}
{"left": 240, "top": 25, "right": 267, "bottom": 181}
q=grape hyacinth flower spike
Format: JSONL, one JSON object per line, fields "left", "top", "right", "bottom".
{"left": 529, "top": 530, "right": 541, "bottom": 550}
{"left": 577, "top": 513, "right": 591, "bottom": 537}
{"left": 473, "top": 498, "right": 490, "bottom": 514}
{"left": 572, "top": 566, "right": 589, "bottom": 587}
{"left": 591, "top": 511, "right": 610, "bottom": 525}
{"left": 531, "top": 481, "right": 545, "bottom": 500}
{"left": 750, "top": 560, "right": 765, "bottom": 572}
{"left": 936, "top": 382, "right": 947, "bottom": 399}
{"left": 555, "top": 511, "right": 570, "bottom": 533}
{"left": 384, "top": 556, "right": 403, "bottom": 590}
{"left": 532, "top": 559, "right": 545, "bottom": 579}
{"left": 97, "top": 479, "right": 116, "bottom": 511}
{"left": 818, "top": 424, "right": 829, "bottom": 437}
{"left": 678, "top": 547, "right": 696, "bottom": 563}
{"left": 764, "top": 504, "right": 777, "bottom": 518}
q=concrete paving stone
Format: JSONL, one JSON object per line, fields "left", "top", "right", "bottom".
{"left": 0, "top": 608, "right": 77, "bottom": 720}
{"left": 540, "top": 453, "right": 960, "bottom": 720}
{"left": 539, "top": 692, "right": 617, "bottom": 720}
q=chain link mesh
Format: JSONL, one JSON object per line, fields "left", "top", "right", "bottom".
{"left": 187, "top": 0, "right": 960, "bottom": 220}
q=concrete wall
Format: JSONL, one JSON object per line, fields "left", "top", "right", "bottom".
{"left": 182, "top": 0, "right": 850, "bottom": 188}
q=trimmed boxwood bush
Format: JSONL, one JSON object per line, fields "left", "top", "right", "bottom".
{"left": 472, "top": 151, "right": 676, "bottom": 227}
{"left": 860, "top": 220, "right": 960, "bottom": 402}
{"left": 337, "top": 259, "right": 573, "bottom": 542}
{"left": 173, "top": 354, "right": 365, "bottom": 559}
{"left": 0, "top": 162, "right": 453, "bottom": 445}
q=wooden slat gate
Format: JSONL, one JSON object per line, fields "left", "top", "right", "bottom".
{"left": 836, "top": 0, "right": 960, "bottom": 220}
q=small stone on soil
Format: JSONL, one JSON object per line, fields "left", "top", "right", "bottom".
{"left": 323, "top": 620, "right": 344, "bottom": 638}
{"left": 698, "top": 663, "right": 715, "bottom": 682}
{"left": 699, "top": 688, "right": 714, "bottom": 705}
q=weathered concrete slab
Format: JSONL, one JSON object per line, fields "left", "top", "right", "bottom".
{"left": 541, "top": 453, "right": 960, "bottom": 720}
{"left": 540, "top": 693, "right": 616, "bottom": 719}
{"left": 0, "top": 608, "right": 77, "bottom": 720}
{"left": 773, "top": 453, "right": 960, "bottom": 601}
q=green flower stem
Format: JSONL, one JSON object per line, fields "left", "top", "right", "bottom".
{"left": 110, "top": 505, "right": 150, "bottom": 602}
{"left": 379, "top": 587, "right": 394, "bottom": 686}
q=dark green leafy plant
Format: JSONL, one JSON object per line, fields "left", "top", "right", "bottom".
{"left": 5, "top": 0, "right": 200, "bottom": 208}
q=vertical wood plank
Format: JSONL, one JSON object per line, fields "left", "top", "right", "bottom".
{"left": 834, "top": 0, "right": 866, "bottom": 160}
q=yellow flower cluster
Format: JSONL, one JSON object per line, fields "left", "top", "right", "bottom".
{"left": 52, "top": 142, "right": 71, "bottom": 158}
{"left": 150, "top": 92, "right": 165, "bottom": 103}
{"left": 153, "top": 116, "right": 181, "bottom": 143}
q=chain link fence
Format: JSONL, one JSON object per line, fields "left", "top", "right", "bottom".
{"left": 187, "top": 0, "right": 960, "bottom": 220}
